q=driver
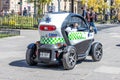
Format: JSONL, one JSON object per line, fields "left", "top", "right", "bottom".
{"left": 65, "top": 22, "right": 79, "bottom": 33}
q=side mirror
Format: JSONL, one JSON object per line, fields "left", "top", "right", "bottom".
{"left": 89, "top": 26, "right": 94, "bottom": 32}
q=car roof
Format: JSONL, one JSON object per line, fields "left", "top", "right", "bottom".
{"left": 39, "top": 12, "right": 84, "bottom": 28}
{"left": 47, "top": 12, "right": 82, "bottom": 16}
{"left": 40, "top": 12, "right": 70, "bottom": 26}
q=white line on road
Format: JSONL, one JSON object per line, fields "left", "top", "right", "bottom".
{"left": 5, "top": 36, "right": 25, "bottom": 39}
{"left": 94, "top": 66, "right": 120, "bottom": 74}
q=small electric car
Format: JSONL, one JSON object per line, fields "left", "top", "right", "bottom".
{"left": 26, "top": 12, "right": 103, "bottom": 70}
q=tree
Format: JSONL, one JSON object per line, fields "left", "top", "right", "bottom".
{"left": 37, "top": 0, "right": 52, "bottom": 14}
{"left": 27, "top": 0, "right": 52, "bottom": 15}
{"left": 81, "top": 0, "right": 109, "bottom": 13}
{"left": 114, "top": 0, "right": 120, "bottom": 10}
{"left": 81, "top": 0, "right": 110, "bottom": 21}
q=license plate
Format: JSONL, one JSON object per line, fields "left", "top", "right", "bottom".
{"left": 40, "top": 52, "right": 50, "bottom": 58}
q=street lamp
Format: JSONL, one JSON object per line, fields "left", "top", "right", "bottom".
{"left": 18, "top": 0, "right": 22, "bottom": 15}
{"left": 110, "top": 0, "right": 114, "bottom": 19}
{"left": 58, "top": 0, "right": 61, "bottom": 12}
{"left": 71, "top": 0, "right": 74, "bottom": 13}
{"left": 34, "top": 0, "right": 37, "bottom": 18}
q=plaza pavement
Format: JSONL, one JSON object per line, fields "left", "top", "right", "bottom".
{"left": 0, "top": 24, "right": 120, "bottom": 80}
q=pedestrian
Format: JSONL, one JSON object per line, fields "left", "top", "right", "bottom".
{"left": 0, "top": 9, "right": 3, "bottom": 17}
{"left": 89, "top": 7, "right": 97, "bottom": 34}
{"left": 11, "top": 9, "right": 15, "bottom": 15}
{"left": 94, "top": 12, "right": 98, "bottom": 22}
{"left": 81, "top": 7, "right": 86, "bottom": 19}
{"left": 23, "top": 7, "right": 27, "bottom": 16}
{"left": 86, "top": 9, "right": 90, "bottom": 22}
{"left": 48, "top": 3, "right": 55, "bottom": 13}
{"left": 117, "top": 10, "right": 120, "bottom": 23}
{"left": 112, "top": 9, "right": 117, "bottom": 23}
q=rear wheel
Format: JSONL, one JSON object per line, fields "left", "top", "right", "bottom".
{"left": 90, "top": 42, "right": 103, "bottom": 61}
{"left": 26, "top": 48, "right": 37, "bottom": 66}
{"left": 62, "top": 47, "right": 77, "bottom": 70}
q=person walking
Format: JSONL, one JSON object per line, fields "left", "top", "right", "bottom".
{"left": 89, "top": 7, "right": 97, "bottom": 34}
{"left": 81, "top": 7, "right": 86, "bottom": 19}
{"left": 118, "top": 10, "right": 120, "bottom": 23}
{"left": 48, "top": 3, "right": 55, "bottom": 13}
{"left": 23, "top": 7, "right": 28, "bottom": 16}
{"left": 86, "top": 9, "right": 90, "bottom": 22}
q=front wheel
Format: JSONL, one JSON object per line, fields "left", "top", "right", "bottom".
{"left": 26, "top": 48, "right": 37, "bottom": 66}
{"left": 90, "top": 42, "right": 103, "bottom": 62}
{"left": 62, "top": 47, "right": 77, "bottom": 70}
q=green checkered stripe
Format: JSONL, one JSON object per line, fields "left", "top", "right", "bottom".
{"left": 68, "top": 32, "right": 86, "bottom": 40}
{"left": 40, "top": 37, "right": 65, "bottom": 44}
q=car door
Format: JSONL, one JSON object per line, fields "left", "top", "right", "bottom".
{"left": 66, "top": 15, "right": 94, "bottom": 55}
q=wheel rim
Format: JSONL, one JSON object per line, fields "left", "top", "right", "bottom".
{"left": 68, "top": 49, "right": 76, "bottom": 66}
{"left": 95, "top": 46, "right": 102, "bottom": 60}
{"left": 30, "top": 54, "right": 36, "bottom": 60}
{"left": 30, "top": 50, "right": 36, "bottom": 61}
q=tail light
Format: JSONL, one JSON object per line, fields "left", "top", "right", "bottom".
{"left": 40, "top": 25, "right": 56, "bottom": 31}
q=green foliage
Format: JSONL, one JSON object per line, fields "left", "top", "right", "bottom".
{"left": 0, "top": 15, "right": 38, "bottom": 29}
{"left": 9, "top": 20, "right": 16, "bottom": 26}
{"left": 28, "top": 0, "right": 52, "bottom": 15}
{"left": 0, "top": 34, "right": 18, "bottom": 38}
{"left": 38, "top": 0, "right": 52, "bottom": 4}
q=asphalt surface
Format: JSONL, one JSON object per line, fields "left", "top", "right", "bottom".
{"left": 0, "top": 24, "right": 120, "bottom": 80}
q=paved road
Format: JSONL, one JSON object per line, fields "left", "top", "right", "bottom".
{"left": 0, "top": 24, "right": 120, "bottom": 80}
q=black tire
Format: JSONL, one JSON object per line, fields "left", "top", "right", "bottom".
{"left": 26, "top": 48, "right": 37, "bottom": 66}
{"left": 62, "top": 47, "right": 77, "bottom": 70}
{"left": 90, "top": 42, "right": 103, "bottom": 62}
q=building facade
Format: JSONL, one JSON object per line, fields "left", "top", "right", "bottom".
{"left": 0, "top": 0, "right": 34, "bottom": 15}
{"left": 0, "top": 0, "right": 92, "bottom": 16}
{"left": 47, "top": 0, "right": 79, "bottom": 13}
{"left": 0, "top": 0, "right": 10, "bottom": 11}
{"left": 0, "top": 0, "right": 82, "bottom": 15}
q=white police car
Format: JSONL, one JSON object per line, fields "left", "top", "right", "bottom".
{"left": 26, "top": 12, "right": 103, "bottom": 70}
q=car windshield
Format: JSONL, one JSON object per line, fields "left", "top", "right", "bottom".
{"left": 66, "top": 16, "right": 88, "bottom": 31}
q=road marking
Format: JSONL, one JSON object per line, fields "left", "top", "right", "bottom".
{"left": 2, "top": 36, "right": 25, "bottom": 39}
{"left": 109, "top": 33, "right": 118, "bottom": 35}
{"left": 111, "top": 35, "right": 120, "bottom": 38}
{"left": 109, "top": 33, "right": 120, "bottom": 38}
{"left": 94, "top": 66, "right": 120, "bottom": 74}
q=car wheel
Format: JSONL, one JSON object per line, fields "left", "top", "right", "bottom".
{"left": 26, "top": 48, "right": 37, "bottom": 66}
{"left": 62, "top": 47, "right": 77, "bottom": 70}
{"left": 90, "top": 42, "right": 103, "bottom": 61}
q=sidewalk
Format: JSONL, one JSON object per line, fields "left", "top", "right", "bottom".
{"left": 96, "top": 23, "right": 120, "bottom": 31}
{"left": 0, "top": 30, "right": 39, "bottom": 59}
{"left": 0, "top": 24, "right": 120, "bottom": 80}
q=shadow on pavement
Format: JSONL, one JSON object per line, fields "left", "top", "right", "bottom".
{"left": 77, "top": 59, "right": 93, "bottom": 64}
{"left": 9, "top": 59, "right": 93, "bottom": 70}
{"left": 116, "top": 44, "right": 120, "bottom": 47}
{"left": 9, "top": 59, "right": 63, "bottom": 71}
{"left": 83, "top": 59, "right": 93, "bottom": 62}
